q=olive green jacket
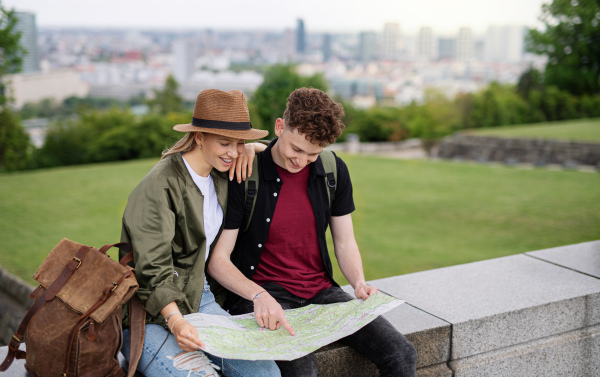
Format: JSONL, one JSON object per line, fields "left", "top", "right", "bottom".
{"left": 120, "top": 153, "right": 228, "bottom": 326}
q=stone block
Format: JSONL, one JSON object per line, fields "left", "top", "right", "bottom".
{"left": 369, "top": 254, "right": 600, "bottom": 359}
{"left": 0, "top": 346, "right": 27, "bottom": 377}
{"left": 526, "top": 240, "right": 600, "bottom": 279}
{"left": 340, "top": 285, "right": 451, "bottom": 368}
{"left": 450, "top": 323, "right": 600, "bottom": 377}
{"left": 0, "top": 346, "right": 139, "bottom": 377}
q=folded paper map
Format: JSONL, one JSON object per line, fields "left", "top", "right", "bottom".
{"left": 185, "top": 292, "right": 404, "bottom": 361}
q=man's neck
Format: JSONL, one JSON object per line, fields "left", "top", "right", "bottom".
{"left": 270, "top": 139, "right": 288, "bottom": 171}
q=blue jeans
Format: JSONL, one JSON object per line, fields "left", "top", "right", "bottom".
{"left": 123, "top": 280, "right": 281, "bottom": 377}
{"left": 229, "top": 283, "right": 418, "bottom": 377}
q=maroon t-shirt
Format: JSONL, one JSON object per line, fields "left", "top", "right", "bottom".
{"left": 251, "top": 164, "right": 332, "bottom": 298}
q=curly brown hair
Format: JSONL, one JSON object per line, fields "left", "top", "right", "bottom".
{"left": 283, "top": 88, "right": 345, "bottom": 146}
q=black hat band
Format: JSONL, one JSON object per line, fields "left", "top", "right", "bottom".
{"left": 192, "top": 117, "right": 251, "bottom": 130}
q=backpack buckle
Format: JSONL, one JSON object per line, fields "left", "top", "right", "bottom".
{"left": 327, "top": 172, "right": 336, "bottom": 188}
{"left": 71, "top": 257, "right": 82, "bottom": 269}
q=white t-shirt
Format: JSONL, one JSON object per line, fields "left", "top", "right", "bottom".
{"left": 182, "top": 157, "right": 223, "bottom": 261}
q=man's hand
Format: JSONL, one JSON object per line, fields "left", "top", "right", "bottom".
{"left": 253, "top": 292, "right": 296, "bottom": 336}
{"left": 354, "top": 282, "right": 378, "bottom": 300}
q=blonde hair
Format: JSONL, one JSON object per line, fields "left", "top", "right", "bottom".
{"left": 161, "top": 132, "right": 198, "bottom": 159}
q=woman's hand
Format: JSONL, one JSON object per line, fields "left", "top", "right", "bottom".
{"left": 229, "top": 142, "right": 266, "bottom": 183}
{"left": 171, "top": 317, "right": 205, "bottom": 351}
{"left": 161, "top": 302, "right": 204, "bottom": 351}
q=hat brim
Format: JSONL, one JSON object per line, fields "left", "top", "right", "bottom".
{"left": 173, "top": 124, "right": 269, "bottom": 140}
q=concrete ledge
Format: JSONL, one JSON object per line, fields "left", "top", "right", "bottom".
{"left": 314, "top": 301, "right": 452, "bottom": 376}
{"left": 372, "top": 252, "right": 600, "bottom": 359}
{"left": 0, "top": 266, "right": 34, "bottom": 346}
{"left": 526, "top": 240, "right": 600, "bottom": 278}
{"left": 1, "top": 240, "right": 599, "bottom": 376}
{"left": 450, "top": 323, "right": 600, "bottom": 376}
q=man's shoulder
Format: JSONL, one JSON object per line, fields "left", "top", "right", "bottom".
{"left": 326, "top": 151, "right": 351, "bottom": 179}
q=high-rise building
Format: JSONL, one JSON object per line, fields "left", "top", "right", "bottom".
{"left": 322, "top": 34, "right": 333, "bottom": 62}
{"left": 416, "top": 27, "right": 437, "bottom": 60}
{"left": 438, "top": 37, "right": 456, "bottom": 60}
{"left": 173, "top": 39, "right": 195, "bottom": 83}
{"left": 382, "top": 23, "right": 400, "bottom": 60}
{"left": 15, "top": 12, "right": 40, "bottom": 73}
{"left": 283, "top": 28, "right": 296, "bottom": 59}
{"left": 456, "top": 27, "right": 474, "bottom": 61}
{"left": 358, "top": 31, "right": 377, "bottom": 62}
{"left": 484, "top": 25, "right": 526, "bottom": 63}
{"left": 296, "top": 19, "right": 306, "bottom": 54}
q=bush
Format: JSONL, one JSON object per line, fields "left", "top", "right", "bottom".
{"left": 0, "top": 108, "right": 30, "bottom": 171}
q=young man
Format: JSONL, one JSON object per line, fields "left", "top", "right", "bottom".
{"left": 208, "top": 88, "right": 417, "bottom": 377}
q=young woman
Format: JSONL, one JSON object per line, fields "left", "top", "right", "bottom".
{"left": 119, "top": 89, "right": 280, "bottom": 377}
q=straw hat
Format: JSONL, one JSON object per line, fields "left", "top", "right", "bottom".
{"left": 174, "top": 89, "right": 268, "bottom": 140}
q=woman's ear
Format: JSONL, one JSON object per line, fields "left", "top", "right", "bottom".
{"left": 194, "top": 132, "right": 203, "bottom": 148}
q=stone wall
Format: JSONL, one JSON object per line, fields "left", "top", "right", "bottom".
{"left": 437, "top": 134, "right": 600, "bottom": 167}
{"left": 2, "top": 241, "right": 599, "bottom": 376}
{"left": 0, "top": 267, "right": 34, "bottom": 346}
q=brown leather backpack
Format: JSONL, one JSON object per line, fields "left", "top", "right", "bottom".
{"left": 0, "top": 238, "right": 146, "bottom": 377}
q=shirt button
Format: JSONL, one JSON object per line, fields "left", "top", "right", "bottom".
{"left": 250, "top": 266, "right": 254, "bottom": 270}
{"left": 258, "top": 244, "right": 262, "bottom": 248}
{"left": 273, "top": 193, "right": 278, "bottom": 197}
{"left": 266, "top": 218, "right": 270, "bottom": 222}
{"left": 276, "top": 178, "right": 281, "bottom": 182}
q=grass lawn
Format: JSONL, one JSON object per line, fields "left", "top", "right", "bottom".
{"left": 464, "top": 118, "right": 600, "bottom": 142}
{"left": 1, "top": 156, "right": 599, "bottom": 286}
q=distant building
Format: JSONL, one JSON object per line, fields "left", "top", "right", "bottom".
{"left": 15, "top": 12, "right": 40, "bottom": 73}
{"left": 296, "top": 19, "right": 306, "bottom": 54}
{"left": 438, "top": 37, "right": 456, "bottom": 60}
{"left": 457, "top": 27, "right": 475, "bottom": 61}
{"left": 358, "top": 31, "right": 377, "bottom": 62}
{"left": 322, "top": 34, "right": 333, "bottom": 62}
{"left": 173, "top": 39, "right": 195, "bottom": 83}
{"left": 416, "top": 27, "right": 437, "bottom": 60}
{"left": 484, "top": 25, "right": 526, "bottom": 63}
{"left": 382, "top": 23, "right": 400, "bottom": 60}
{"left": 4, "top": 70, "right": 89, "bottom": 109}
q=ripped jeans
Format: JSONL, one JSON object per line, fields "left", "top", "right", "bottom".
{"left": 122, "top": 280, "right": 281, "bottom": 377}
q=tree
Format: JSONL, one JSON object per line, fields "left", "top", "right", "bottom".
{"left": 147, "top": 74, "right": 185, "bottom": 114}
{"left": 0, "top": 2, "right": 29, "bottom": 171}
{"left": 527, "top": 0, "right": 600, "bottom": 95}
{"left": 516, "top": 67, "right": 545, "bottom": 99}
{"left": 250, "top": 64, "right": 328, "bottom": 137}
{"left": 0, "top": 108, "right": 29, "bottom": 171}
{"left": 0, "top": 1, "right": 25, "bottom": 106}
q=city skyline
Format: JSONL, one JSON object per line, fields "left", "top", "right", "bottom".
{"left": 5, "top": 0, "right": 547, "bottom": 35}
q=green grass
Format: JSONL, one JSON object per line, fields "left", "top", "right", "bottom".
{"left": 465, "top": 118, "right": 600, "bottom": 142}
{"left": 1, "top": 156, "right": 599, "bottom": 287}
{"left": 0, "top": 159, "right": 158, "bottom": 284}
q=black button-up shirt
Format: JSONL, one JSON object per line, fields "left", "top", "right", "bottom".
{"left": 224, "top": 138, "right": 355, "bottom": 296}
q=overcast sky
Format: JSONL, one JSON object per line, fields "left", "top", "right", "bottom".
{"left": 5, "top": 0, "right": 548, "bottom": 35}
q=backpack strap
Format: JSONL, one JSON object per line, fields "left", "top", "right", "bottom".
{"left": 243, "top": 155, "right": 259, "bottom": 232}
{"left": 127, "top": 295, "right": 146, "bottom": 377}
{"left": 114, "top": 245, "right": 146, "bottom": 377}
{"left": 319, "top": 150, "right": 338, "bottom": 209}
